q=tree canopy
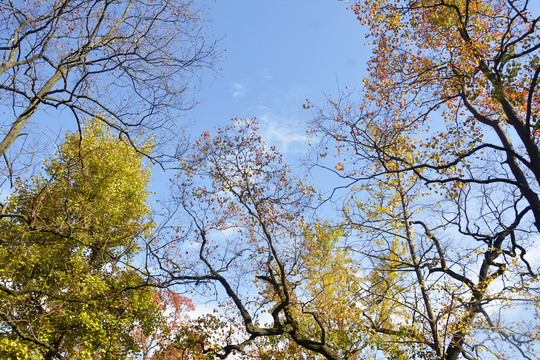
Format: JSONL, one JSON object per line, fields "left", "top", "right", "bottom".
{"left": 0, "top": 120, "right": 161, "bottom": 359}
{"left": 2, "top": 1, "right": 540, "bottom": 359}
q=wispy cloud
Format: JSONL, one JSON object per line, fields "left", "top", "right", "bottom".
{"left": 258, "top": 113, "right": 307, "bottom": 154}
{"left": 231, "top": 82, "right": 247, "bottom": 99}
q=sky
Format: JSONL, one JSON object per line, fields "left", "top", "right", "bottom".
{"left": 185, "top": 0, "right": 369, "bottom": 158}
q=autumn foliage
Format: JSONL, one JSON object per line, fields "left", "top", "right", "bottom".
{"left": 0, "top": 121, "right": 160, "bottom": 359}
{"left": 2, "top": 1, "right": 540, "bottom": 359}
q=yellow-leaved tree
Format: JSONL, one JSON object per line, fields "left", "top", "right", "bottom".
{"left": 0, "top": 120, "right": 163, "bottom": 359}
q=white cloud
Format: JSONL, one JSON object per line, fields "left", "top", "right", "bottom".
{"left": 187, "top": 302, "right": 217, "bottom": 320}
{"left": 524, "top": 234, "right": 540, "bottom": 268}
{"left": 231, "top": 82, "right": 247, "bottom": 99}
{"left": 258, "top": 113, "right": 307, "bottom": 154}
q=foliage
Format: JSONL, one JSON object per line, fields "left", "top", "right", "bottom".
{"left": 0, "top": 120, "right": 162, "bottom": 359}
{"left": 4, "top": 0, "right": 535, "bottom": 359}
{"left": 350, "top": 0, "right": 540, "bottom": 231}
{"left": 304, "top": 0, "right": 540, "bottom": 358}
{"left": 132, "top": 289, "right": 243, "bottom": 360}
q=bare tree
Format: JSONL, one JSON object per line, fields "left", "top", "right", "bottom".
{"left": 157, "top": 120, "right": 376, "bottom": 360}
{"left": 0, "top": 0, "right": 216, "bottom": 174}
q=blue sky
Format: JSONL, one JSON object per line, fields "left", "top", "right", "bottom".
{"left": 187, "top": 1, "right": 369, "bottom": 156}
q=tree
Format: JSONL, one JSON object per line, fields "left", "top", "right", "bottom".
{"left": 160, "top": 119, "right": 431, "bottom": 359}
{"left": 131, "top": 288, "right": 239, "bottom": 360}
{"left": 0, "top": 1, "right": 216, "bottom": 355}
{"left": 303, "top": 0, "right": 540, "bottom": 358}
{"left": 0, "top": 120, "right": 163, "bottom": 359}
{"left": 0, "top": 0, "right": 216, "bottom": 177}
{"left": 306, "top": 105, "right": 540, "bottom": 358}
{"left": 158, "top": 119, "right": 360, "bottom": 359}
{"left": 165, "top": 114, "right": 540, "bottom": 359}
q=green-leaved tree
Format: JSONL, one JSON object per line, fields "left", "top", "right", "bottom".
{"left": 0, "top": 120, "right": 162, "bottom": 360}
